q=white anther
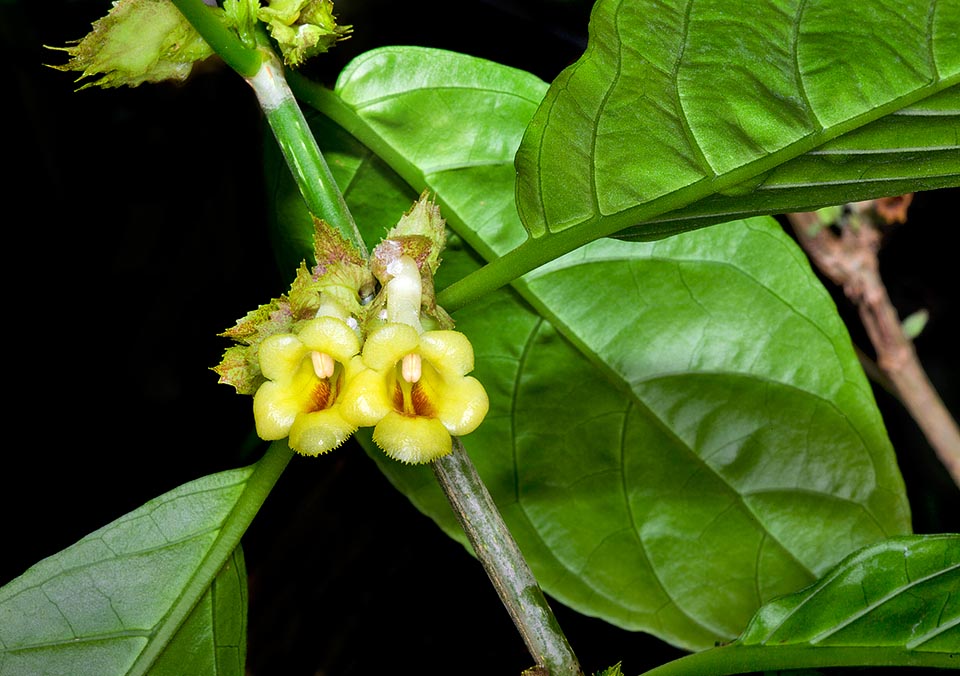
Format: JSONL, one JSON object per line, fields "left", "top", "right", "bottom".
{"left": 311, "top": 351, "right": 335, "bottom": 379}
{"left": 401, "top": 353, "right": 422, "bottom": 383}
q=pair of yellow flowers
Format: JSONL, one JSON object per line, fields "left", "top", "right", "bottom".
{"left": 252, "top": 313, "right": 489, "bottom": 464}
{"left": 218, "top": 194, "right": 487, "bottom": 463}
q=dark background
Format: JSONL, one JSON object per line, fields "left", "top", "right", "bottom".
{"left": 3, "top": 1, "right": 957, "bottom": 674}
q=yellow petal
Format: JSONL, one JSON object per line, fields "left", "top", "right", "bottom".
{"left": 253, "top": 355, "right": 329, "bottom": 439}
{"left": 373, "top": 412, "right": 452, "bottom": 464}
{"left": 418, "top": 330, "right": 475, "bottom": 377}
{"left": 435, "top": 375, "right": 489, "bottom": 435}
{"left": 362, "top": 323, "right": 419, "bottom": 370}
{"left": 338, "top": 366, "right": 393, "bottom": 426}
{"left": 258, "top": 333, "right": 308, "bottom": 382}
{"left": 288, "top": 408, "right": 357, "bottom": 456}
{"left": 297, "top": 316, "right": 361, "bottom": 362}
{"left": 253, "top": 380, "right": 299, "bottom": 439}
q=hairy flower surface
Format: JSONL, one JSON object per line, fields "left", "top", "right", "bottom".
{"left": 253, "top": 316, "right": 362, "bottom": 455}
{"left": 340, "top": 323, "right": 488, "bottom": 464}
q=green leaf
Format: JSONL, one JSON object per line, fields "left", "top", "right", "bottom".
{"left": 274, "top": 47, "right": 912, "bottom": 650}
{"left": 384, "top": 220, "right": 913, "bottom": 651}
{"left": 619, "top": 87, "right": 960, "bottom": 240}
{"left": 515, "top": 0, "right": 960, "bottom": 247}
{"left": 288, "top": 47, "right": 549, "bottom": 263}
{"left": 0, "top": 443, "right": 291, "bottom": 675}
{"left": 149, "top": 548, "right": 247, "bottom": 676}
{"left": 740, "top": 534, "right": 959, "bottom": 651}
{"left": 640, "top": 535, "right": 960, "bottom": 675}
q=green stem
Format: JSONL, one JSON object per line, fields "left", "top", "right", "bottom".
{"left": 246, "top": 52, "right": 367, "bottom": 256}
{"left": 130, "top": 441, "right": 294, "bottom": 675}
{"left": 168, "top": 0, "right": 261, "bottom": 77}
{"left": 288, "top": 73, "right": 423, "bottom": 197}
{"left": 436, "top": 231, "right": 589, "bottom": 312}
{"left": 639, "top": 644, "right": 958, "bottom": 676}
{"left": 170, "top": 1, "right": 366, "bottom": 255}
{"left": 434, "top": 439, "right": 583, "bottom": 676}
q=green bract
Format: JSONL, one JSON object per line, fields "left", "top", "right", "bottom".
{"left": 214, "top": 218, "right": 372, "bottom": 396}
{"left": 48, "top": 0, "right": 214, "bottom": 89}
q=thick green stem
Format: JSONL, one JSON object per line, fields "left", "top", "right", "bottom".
{"left": 170, "top": 0, "right": 366, "bottom": 255}
{"left": 169, "top": 0, "right": 261, "bottom": 77}
{"left": 434, "top": 439, "right": 583, "bottom": 676}
{"left": 246, "top": 52, "right": 367, "bottom": 256}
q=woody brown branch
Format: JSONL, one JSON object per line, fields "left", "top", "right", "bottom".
{"left": 787, "top": 204, "right": 960, "bottom": 488}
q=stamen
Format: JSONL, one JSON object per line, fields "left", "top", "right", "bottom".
{"left": 401, "top": 353, "right": 422, "bottom": 383}
{"left": 311, "top": 351, "right": 335, "bottom": 379}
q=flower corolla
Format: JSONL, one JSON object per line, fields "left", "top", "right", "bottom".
{"left": 253, "top": 316, "right": 362, "bottom": 456}
{"left": 340, "top": 322, "right": 489, "bottom": 464}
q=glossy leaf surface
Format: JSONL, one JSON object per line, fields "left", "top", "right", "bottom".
{"left": 622, "top": 86, "right": 960, "bottom": 238}
{"left": 515, "top": 0, "right": 960, "bottom": 245}
{"left": 640, "top": 536, "right": 959, "bottom": 675}
{"left": 290, "top": 46, "right": 547, "bottom": 271}
{"left": 408, "top": 221, "right": 912, "bottom": 650}
{"left": 739, "top": 534, "right": 959, "bottom": 652}
{"left": 0, "top": 468, "right": 254, "bottom": 675}
{"left": 279, "top": 47, "right": 912, "bottom": 649}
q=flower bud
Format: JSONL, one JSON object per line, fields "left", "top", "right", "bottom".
{"left": 48, "top": 0, "right": 214, "bottom": 89}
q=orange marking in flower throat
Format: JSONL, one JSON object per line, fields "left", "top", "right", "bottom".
{"left": 393, "top": 353, "right": 435, "bottom": 417}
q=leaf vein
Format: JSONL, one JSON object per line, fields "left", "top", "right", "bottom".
{"left": 791, "top": 0, "right": 824, "bottom": 130}
{"left": 348, "top": 85, "right": 545, "bottom": 111}
{"left": 809, "top": 562, "right": 960, "bottom": 645}
{"left": 674, "top": 0, "right": 715, "bottom": 176}
{"left": 512, "top": 317, "right": 544, "bottom": 504}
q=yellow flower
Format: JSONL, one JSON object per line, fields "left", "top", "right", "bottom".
{"left": 340, "top": 323, "right": 489, "bottom": 464}
{"left": 253, "top": 316, "right": 362, "bottom": 456}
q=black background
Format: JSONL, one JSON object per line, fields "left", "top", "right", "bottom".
{"left": 3, "top": 1, "right": 957, "bottom": 674}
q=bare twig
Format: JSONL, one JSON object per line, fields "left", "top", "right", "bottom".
{"left": 786, "top": 202, "right": 960, "bottom": 488}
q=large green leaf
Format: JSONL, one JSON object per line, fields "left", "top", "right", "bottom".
{"left": 641, "top": 535, "right": 960, "bottom": 674}
{"left": 515, "top": 0, "right": 960, "bottom": 248}
{"left": 624, "top": 86, "right": 960, "bottom": 239}
{"left": 277, "top": 47, "right": 913, "bottom": 650}
{"left": 291, "top": 47, "right": 547, "bottom": 265}
{"left": 0, "top": 443, "right": 290, "bottom": 675}
{"left": 380, "top": 220, "right": 913, "bottom": 651}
